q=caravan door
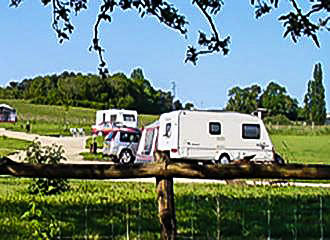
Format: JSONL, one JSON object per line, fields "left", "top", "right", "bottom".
{"left": 135, "top": 126, "right": 159, "bottom": 163}
{"left": 179, "top": 112, "right": 219, "bottom": 160}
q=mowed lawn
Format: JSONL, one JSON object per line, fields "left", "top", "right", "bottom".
{"left": 271, "top": 135, "right": 330, "bottom": 164}
{"left": 0, "top": 136, "right": 31, "bottom": 157}
{"left": 0, "top": 99, "right": 95, "bottom": 124}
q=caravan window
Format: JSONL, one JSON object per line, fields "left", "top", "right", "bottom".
{"left": 242, "top": 124, "right": 260, "bottom": 139}
{"left": 209, "top": 122, "right": 221, "bottom": 135}
{"left": 110, "top": 115, "right": 117, "bottom": 122}
{"left": 123, "top": 114, "right": 136, "bottom": 122}
{"left": 164, "top": 123, "right": 171, "bottom": 137}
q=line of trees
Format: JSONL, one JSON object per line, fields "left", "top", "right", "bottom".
{"left": 226, "top": 63, "right": 327, "bottom": 124}
{"left": 0, "top": 68, "right": 193, "bottom": 115}
{"left": 0, "top": 64, "right": 326, "bottom": 123}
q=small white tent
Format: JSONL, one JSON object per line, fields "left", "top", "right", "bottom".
{"left": 0, "top": 104, "right": 17, "bottom": 122}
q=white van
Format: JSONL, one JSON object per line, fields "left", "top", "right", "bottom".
{"left": 102, "top": 126, "right": 141, "bottom": 164}
{"left": 94, "top": 109, "right": 138, "bottom": 128}
{"left": 136, "top": 110, "right": 282, "bottom": 164}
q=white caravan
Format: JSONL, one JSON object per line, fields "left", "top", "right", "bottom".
{"left": 136, "top": 110, "right": 281, "bottom": 164}
{"left": 95, "top": 109, "right": 138, "bottom": 128}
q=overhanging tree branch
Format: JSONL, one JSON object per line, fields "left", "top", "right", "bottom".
{"left": 89, "top": 0, "right": 115, "bottom": 78}
{"left": 250, "top": 0, "right": 329, "bottom": 47}
{"left": 8, "top": 0, "right": 330, "bottom": 75}
{"left": 186, "top": 0, "right": 230, "bottom": 65}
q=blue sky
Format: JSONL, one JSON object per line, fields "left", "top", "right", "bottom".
{"left": 0, "top": 1, "right": 329, "bottom": 110}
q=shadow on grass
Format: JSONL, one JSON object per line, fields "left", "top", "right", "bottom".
{"left": 1, "top": 180, "right": 330, "bottom": 239}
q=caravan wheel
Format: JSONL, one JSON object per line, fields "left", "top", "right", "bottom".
{"left": 274, "top": 153, "right": 285, "bottom": 165}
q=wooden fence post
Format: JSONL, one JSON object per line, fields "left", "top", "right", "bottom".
{"left": 155, "top": 152, "right": 177, "bottom": 240}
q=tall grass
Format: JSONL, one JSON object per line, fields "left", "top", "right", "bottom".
{"left": 267, "top": 125, "right": 330, "bottom": 136}
{"left": 1, "top": 179, "right": 330, "bottom": 239}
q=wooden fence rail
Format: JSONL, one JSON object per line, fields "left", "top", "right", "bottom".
{"left": 2, "top": 155, "right": 330, "bottom": 239}
{"left": 2, "top": 156, "right": 330, "bottom": 180}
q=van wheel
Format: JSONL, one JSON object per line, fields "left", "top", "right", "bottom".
{"left": 218, "top": 154, "right": 230, "bottom": 164}
{"left": 119, "top": 150, "right": 134, "bottom": 164}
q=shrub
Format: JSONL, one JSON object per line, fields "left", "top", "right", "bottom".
{"left": 264, "top": 114, "right": 292, "bottom": 125}
{"left": 25, "top": 139, "right": 70, "bottom": 195}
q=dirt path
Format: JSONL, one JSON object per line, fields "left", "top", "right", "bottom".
{"left": 0, "top": 128, "right": 92, "bottom": 163}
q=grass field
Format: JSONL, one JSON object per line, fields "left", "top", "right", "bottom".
{"left": 0, "top": 99, "right": 158, "bottom": 136}
{"left": 1, "top": 99, "right": 329, "bottom": 164}
{"left": 1, "top": 178, "right": 330, "bottom": 239}
{"left": 1, "top": 100, "right": 330, "bottom": 238}
{"left": 0, "top": 99, "right": 95, "bottom": 124}
{"left": 0, "top": 136, "right": 31, "bottom": 157}
{"left": 271, "top": 135, "right": 330, "bottom": 164}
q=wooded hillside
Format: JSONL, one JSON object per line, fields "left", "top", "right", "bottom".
{"left": 0, "top": 68, "right": 188, "bottom": 115}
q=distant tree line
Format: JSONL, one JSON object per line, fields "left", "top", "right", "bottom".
{"left": 0, "top": 68, "right": 193, "bottom": 114}
{"left": 226, "top": 63, "right": 327, "bottom": 125}
{"left": 0, "top": 64, "right": 326, "bottom": 124}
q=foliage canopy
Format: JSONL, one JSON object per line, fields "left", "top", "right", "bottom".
{"left": 0, "top": 69, "right": 178, "bottom": 114}
{"left": 226, "top": 81, "right": 299, "bottom": 121}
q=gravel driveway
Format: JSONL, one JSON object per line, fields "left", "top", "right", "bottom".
{"left": 0, "top": 128, "right": 95, "bottom": 163}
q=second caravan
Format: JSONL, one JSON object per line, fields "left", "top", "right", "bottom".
{"left": 136, "top": 110, "right": 282, "bottom": 164}
{"left": 95, "top": 109, "right": 138, "bottom": 128}
{"left": 92, "top": 109, "right": 138, "bottom": 136}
